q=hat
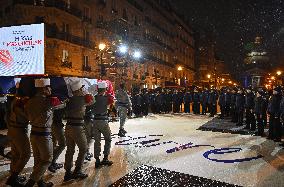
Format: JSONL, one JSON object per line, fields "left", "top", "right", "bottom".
{"left": 70, "top": 80, "right": 84, "bottom": 92}
{"left": 98, "top": 81, "right": 107, "bottom": 89}
{"left": 35, "top": 78, "right": 50, "bottom": 88}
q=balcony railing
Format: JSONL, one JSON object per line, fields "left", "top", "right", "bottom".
{"left": 82, "top": 65, "right": 92, "bottom": 72}
{"left": 144, "top": 33, "right": 174, "bottom": 52}
{"left": 46, "top": 24, "right": 95, "bottom": 49}
{"left": 146, "top": 54, "right": 175, "bottom": 68}
{"left": 61, "top": 61, "right": 72, "bottom": 68}
{"left": 13, "top": 0, "right": 83, "bottom": 19}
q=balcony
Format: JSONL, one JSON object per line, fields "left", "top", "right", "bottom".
{"left": 61, "top": 61, "right": 72, "bottom": 68}
{"left": 144, "top": 33, "right": 174, "bottom": 52}
{"left": 82, "top": 65, "right": 92, "bottom": 72}
{"left": 13, "top": 0, "right": 83, "bottom": 19}
{"left": 146, "top": 54, "right": 175, "bottom": 68}
{"left": 46, "top": 24, "right": 95, "bottom": 49}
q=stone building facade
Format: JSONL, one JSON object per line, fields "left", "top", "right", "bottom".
{"left": 0, "top": 0, "right": 195, "bottom": 89}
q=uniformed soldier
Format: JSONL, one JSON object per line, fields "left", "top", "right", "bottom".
{"left": 165, "top": 90, "right": 173, "bottom": 113}
{"left": 254, "top": 89, "right": 266, "bottom": 136}
{"left": 25, "top": 78, "right": 65, "bottom": 187}
{"left": 230, "top": 88, "right": 238, "bottom": 123}
{"left": 149, "top": 90, "right": 156, "bottom": 114}
{"left": 236, "top": 88, "right": 245, "bottom": 126}
{"left": 141, "top": 89, "right": 149, "bottom": 116}
{"left": 193, "top": 87, "right": 200, "bottom": 114}
{"left": 218, "top": 88, "right": 226, "bottom": 119}
{"left": 172, "top": 90, "right": 179, "bottom": 113}
{"left": 208, "top": 88, "right": 218, "bottom": 117}
{"left": 201, "top": 88, "right": 209, "bottom": 115}
{"left": 63, "top": 80, "right": 94, "bottom": 182}
{"left": 183, "top": 89, "right": 191, "bottom": 113}
{"left": 5, "top": 90, "right": 30, "bottom": 187}
{"left": 116, "top": 83, "right": 132, "bottom": 137}
{"left": 225, "top": 88, "right": 231, "bottom": 117}
{"left": 244, "top": 87, "right": 256, "bottom": 130}
{"left": 268, "top": 86, "right": 282, "bottom": 141}
{"left": 93, "top": 82, "right": 114, "bottom": 168}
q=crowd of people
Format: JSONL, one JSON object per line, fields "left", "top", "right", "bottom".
{"left": 129, "top": 85, "right": 284, "bottom": 141}
{"left": 1, "top": 77, "right": 284, "bottom": 187}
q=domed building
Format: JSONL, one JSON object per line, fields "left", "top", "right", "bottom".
{"left": 242, "top": 36, "right": 271, "bottom": 88}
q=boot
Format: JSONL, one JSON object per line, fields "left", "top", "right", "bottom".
{"left": 6, "top": 173, "right": 25, "bottom": 187}
{"left": 54, "top": 163, "right": 63, "bottom": 170}
{"left": 121, "top": 128, "right": 127, "bottom": 134}
{"left": 24, "top": 179, "right": 36, "bottom": 187}
{"left": 101, "top": 155, "right": 113, "bottom": 166}
{"left": 37, "top": 179, "right": 53, "bottom": 187}
{"left": 48, "top": 163, "right": 56, "bottom": 173}
{"left": 118, "top": 129, "right": 126, "bottom": 137}
{"left": 73, "top": 171, "right": 88, "bottom": 180}
{"left": 95, "top": 158, "right": 101, "bottom": 168}
{"left": 63, "top": 171, "right": 73, "bottom": 182}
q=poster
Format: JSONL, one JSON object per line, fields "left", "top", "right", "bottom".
{"left": 0, "top": 23, "right": 45, "bottom": 76}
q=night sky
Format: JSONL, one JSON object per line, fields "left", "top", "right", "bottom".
{"left": 172, "top": 0, "right": 284, "bottom": 75}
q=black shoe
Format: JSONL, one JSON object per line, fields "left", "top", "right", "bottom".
{"left": 85, "top": 155, "right": 91, "bottom": 162}
{"left": 48, "top": 164, "right": 56, "bottom": 173}
{"left": 121, "top": 129, "right": 127, "bottom": 134}
{"left": 73, "top": 172, "right": 88, "bottom": 180}
{"left": 87, "top": 152, "right": 93, "bottom": 158}
{"left": 6, "top": 176, "right": 25, "bottom": 187}
{"left": 63, "top": 173, "right": 74, "bottom": 182}
{"left": 95, "top": 159, "right": 101, "bottom": 168}
{"left": 18, "top": 176, "right": 27, "bottom": 183}
{"left": 101, "top": 159, "right": 113, "bottom": 166}
{"left": 37, "top": 180, "right": 53, "bottom": 187}
{"left": 118, "top": 130, "right": 126, "bottom": 137}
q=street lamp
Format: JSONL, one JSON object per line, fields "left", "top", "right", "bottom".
{"left": 119, "top": 45, "right": 128, "bottom": 54}
{"left": 133, "top": 50, "right": 142, "bottom": 59}
{"left": 99, "top": 43, "right": 106, "bottom": 51}
{"left": 177, "top": 66, "right": 183, "bottom": 71}
{"left": 207, "top": 74, "right": 211, "bottom": 79}
{"left": 99, "top": 43, "right": 107, "bottom": 78}
{"left": 277, "top": 71, "right": 282, "bottom": 76}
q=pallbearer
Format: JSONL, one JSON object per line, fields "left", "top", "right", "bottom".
{"left": 6, "top": 84, "right": 30, "bottom": 187}
{"left": 25, "top": 78, "right": 65, "bottom": 187}
{"left": 93, "top": 82, "right": 114, "bottom": 168}
{"left": 64, "top": 80, "right": 94, "bottom": 182}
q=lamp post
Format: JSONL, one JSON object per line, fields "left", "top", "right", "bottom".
{"left": 99, "top": 43, "right": 106, "bottom": 79}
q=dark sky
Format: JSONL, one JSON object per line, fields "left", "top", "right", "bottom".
{"left": 172, "top": 0, "right": 284, "bottom": 74}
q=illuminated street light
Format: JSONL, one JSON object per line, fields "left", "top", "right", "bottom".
{"left": 99, "top": 43, "right": 106, "bottom": 51}
{"left": 228, "top": 81, "right": 232, "bottom": 84}
{"left": 271, "top": 76, "right": 275, "bottom": 80}
{"left": 221, "top": 78, "right": 225, "bottom": 82}
{"left": 133, "top": 50, "right": 142, "bottom": 59}
{"left": 207, "top": 74, "right": 211, "bottom": 79}
{"left": 119, "top": 45, "right": 128, "bottom": 54}
{"left": 178, "top": 66, "right": 183, "bottom": 71}
{"left": 277, "top": 71, "right": 282, "bottom": 76}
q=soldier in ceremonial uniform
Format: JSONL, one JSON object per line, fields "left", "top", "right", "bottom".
{"left": 193, "top": 87, "right": 200, "bottom": 114}
{"left": 268, "top": 86, "right": 282, "bottom": 142}
{"left": 236, "top": 88, "right": 245, "bottom": 126}
{"left": 254, "top": 89, "right": 267, "bottom": 136}
{"left": 63, "top": 80, "right": 94, "bottom": 182}
{"left": 116, "top": 83, "right": 132, "bottom": 137}
{"left": 218, "top": 88, "right": 226, "bottom": 119}
{"left": 208, "top": 88, "right": 218, "bottom": 117}
{"left": 93, "top": 82, "right": 114, "bottom": 168}
{"left": 244, "top": 87, "right": 256, "bottom": 130}
{"left": 183, "top": 89, "right": 191, "bottom": 113}
{"left": 201, "top": 88, "right": 209, "bottom": 115}
{"left": 25, "top": 78, "right": 65, "bottom": 187}
{"left": 5, "top": 85, "right": 30, "bottom": 187}
{"left": 230, "top": 88, "right": 238, "bottom": 123}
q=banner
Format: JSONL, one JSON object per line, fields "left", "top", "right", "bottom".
{"left": 0, "top": 23, "right": 45, "bottom": 76}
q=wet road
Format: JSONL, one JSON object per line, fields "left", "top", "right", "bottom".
{"left": 1, "top": 114, "right": 284, "bottom": 187}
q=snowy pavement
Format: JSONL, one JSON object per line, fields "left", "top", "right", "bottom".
{"left": 1, "top": 114, "right": 284, "bottom": 187}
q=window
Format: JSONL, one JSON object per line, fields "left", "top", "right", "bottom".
{"left": 83, "top": 7, "right": 90, "bottom": 18}
{"left": 134, "top": 16, "right": 138, "bottom": 26}
{"left": 62, "top": 50, "right": 69, "bottom": 62}
{"left": 62, "top": 23, "right": 70, "bottom": 33}
{"left": 84, "top": 55, "right": 89, "bottom": 67}
{"left": 122, "top": 8, "right": 128, "bottom": 21}
{"left": 83, "top": 29, "right": 89, "bottom": 40}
